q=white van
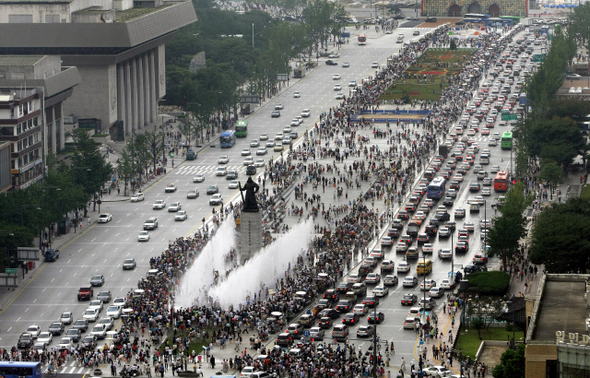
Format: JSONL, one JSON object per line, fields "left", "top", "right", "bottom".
{"left": 479, "top": 154, "right": 490, "bottom": 165}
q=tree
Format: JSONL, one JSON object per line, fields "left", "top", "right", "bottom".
{"left": 536, "top": 159, "right": 563, "bottom": 200}
{"left": 530, "top": 197, "right": 590, "bottom": 272}
{"left": 487, "top": 183, "right": 533, "bottom": 271}
{"left": 177, "top": 113, "right": 200, "bottom": 146}
{"left": 142, "top": 126, "right": 165, "bottom": 175}
{"left": 450, "top": 39, "right": 457, "bottom": 51}
{"left": 492, "top": 344, "right": 525, "bottom": 378}
{"left": 117, "top": 147, "right": 134, "bottom": 196}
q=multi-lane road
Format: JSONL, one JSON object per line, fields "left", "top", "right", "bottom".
{"left": 0, "top": 20, "right": 548, "bottom": 375}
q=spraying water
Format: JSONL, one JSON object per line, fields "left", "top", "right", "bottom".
{"left": 208, "top": 219, "right": 314, "bottom": 309}
{"left": 175, "top": 219, "right": 237, "bottom": 309}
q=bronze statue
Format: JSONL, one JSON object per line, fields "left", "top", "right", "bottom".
{"left": 239, "top": 177, "right": 259, "bottom": 212}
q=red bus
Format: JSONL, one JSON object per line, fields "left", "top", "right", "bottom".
{"left": 358, "top": 34, "right": 367, "bottom": 45}
{"left": 494, "top": 171, "right": 509, "bottom": 192}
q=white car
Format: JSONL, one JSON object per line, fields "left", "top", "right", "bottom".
{"left": 301, "top": 109, "right": 311, "bottom": 117}
{"left": 333, "top": 73, "right": 341, "bottom": 80}
{"left": 37, "top": 332, "right": 53, "bottom": 345}
{"left": 422, "top": 244, "right": 434, "bottom": 254}
{"left": 218, "top": 156, "right": 230, "bottom": 164}
{"left": 328, "top": 53, "right": 340, "bottom": 58}
{"left": 243, "top": 157, "right": 254, "bottom": 166}
{"left": 349, "top": 80, "right": 357, "bottom": 87}
{"left": 241, "top": 148, "right": 251, "bottom": 156}
{"left": 440, "top": 278, "right": 453, "bottom": 290}
{"left": 138, "top": 230, "right": 150, "bottom": 242}
{"left": 423, "top": 366, "right": 451, "bottom": 377}
{"left": 88, "top": 300, "right": 104, "bottom": 313}
{"left": 113, "top": 298, "right": 126, "bottom": 307}
{"left": 334, "top": 84, "right": 342, "bottom": 91}
{"left": 107, "top": 305, "right": 122, "bottom": 319}
{"left": 488, "top": 139, "right": 498, "bottom": 147}
{"left": 353, "top": 304, "right": 367, "bottom": 316}
{"left": 255, "top": 158, "right": 265, "bottom": 167}
{"left": 490, "top": 165, "right": 501, "bottom": 173}
{"left": 130, "top": 193, "right": 144, "bottom": 202}
{"left": 256, "top": 147, "right": 267, "bottom": 156}
{"left": 174, "top": 210, "right": 187, "bottom": 221}
{"left": 420, "top": 279, "right": 436, "bottom": 291}
{"left": 259, "top": 133, "right": 269, "bottom": 140}
{"left": 381, "top": 237, "right": 393, "bottom": 246}
{"left": 438, "top": 248, "right": 452, "bottom": 259}
{"left": 229, "top": 180, "right": 239, "bottom": 189}
{"left": 60, "top": 312, "right": 73, "bottom": 325}
{"left": 290, "top": 119, "right": 301, "bottom": 126}
{"left": 152, "top": 200, "right": 166, "bottom": 210}
{"left": 98, "top": 213, "right": 112, "bottom": 223}
{"left": 215, "top": 167, "right": 227, "bottom": 176}
{"left": 193, "top": 174, "right": 205, "bottom": 183}
{"left": 91, "top": 324, "right": 107, "bottom": 339}
{"left": 372, "top": 286, "right": 389, "bottom": 297}
{"left": 371, "top": 62, "right": 378, "bottom": 68}
{"left": 209, "top": 194, "right": 223, "bottom": 206}
{"left": 265, "top": 139, "right": 275, "bottom": 147}
{"left": 365, "top": 273, "right": 381, "bottom": 284}
{"left": 164, "top": 183, "right": 177, "bottom": 193}
{"left": 293, "top": 91, "right": 301, "bottom": 98}
{"left": 397, "top": 261, "right": 410, "bottom": 273}
{"left": 58, "top": 337, "right": 73, "bottom": 350}
{"left": 82, "top": 309, "right": 100, "bottom": 322}
{"left": 428, "top": 287, "right": 443, "bottom": 298}
{"left": 168, "top": 202, "right": 181, "bottom": 212}
{"left": 342, "top": 62, "right": 350, "bottom": 67}
{"left": 26, "top": 325, "right": 41, "bottom": 338}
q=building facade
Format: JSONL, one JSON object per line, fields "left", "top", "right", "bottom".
{"left": 0, "top": 56, "right": 80, "bottom": 189}
{"left": 0, "top": 0, "right": 197, "bottom": 140}
{"left": 422, "top": 0, "right": 528, "bottom": 17}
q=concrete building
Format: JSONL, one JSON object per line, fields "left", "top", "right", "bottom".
{"left": 0, "top": 0, "right": 197, "bottom": 140}
{"left": 0, "top": 56, "right": 80, "bottom": 189}
{"left": 525, "top": 274, "right": 590, "bottom": 378}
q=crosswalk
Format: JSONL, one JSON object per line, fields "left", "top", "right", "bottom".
{"left": 59, "top": 360, "right": 96, "bottom": 375}
{"left": 174, "top": 165, "right": 246, "bottom": 176}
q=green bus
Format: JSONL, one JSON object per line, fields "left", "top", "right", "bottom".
{"left": 235, "top": 120, "right": 248, "bottom": 138}
{"left": 499, "top": 16, "right": 520, "bottom": 25}
{"left": 501, "top": 131, "right": 513, "bottom": 150}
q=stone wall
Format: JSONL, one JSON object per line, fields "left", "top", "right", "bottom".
{"left": 422, "top": 0, "right": 527, "bottom": 17}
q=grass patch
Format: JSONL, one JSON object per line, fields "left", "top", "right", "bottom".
{"left": 379, "top": 48, "right": 476, "bottom": 102}
{"left": 158, "top": 327, "right": 216, "bottom": 356}
{"left": 455, "top": 327, "right": 525, "bottom": 360}
{"left": 580, "top": 184, "right": 590, "bottom": 201}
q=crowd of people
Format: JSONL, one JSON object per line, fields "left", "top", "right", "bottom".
{"left": 0, "top": 21, "right": 531, "bottom": 378}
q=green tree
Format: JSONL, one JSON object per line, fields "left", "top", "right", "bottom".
{"left": 530, "top": 197, "right": 590, "bottom": 272}
{"left": 492, "top": 344, "right": 525, "bottom": 378}
{"left": 536, "top": 159, "right": 563, "bottom": 200}
{"left": 487, "top": 183, "right": 533, "bottom": 271}
{"left": 117, "top": 148, "right": 134, "bottom": 196}
{"left": 142, "top": 126, "right": 165, "bottom": 175}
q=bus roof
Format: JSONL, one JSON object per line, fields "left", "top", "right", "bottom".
{"left": 221, "top": 130, "right": 236, "bottom": 136}
{"left": 237, "top": 120, "right": 248, "bottom": 126}
{"left": 502, "top": 131, "right": 513, "bottom": 137}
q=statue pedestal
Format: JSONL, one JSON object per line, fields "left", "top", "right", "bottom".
{"left": 240, "top": 211, "right": 262, "bottom": 265}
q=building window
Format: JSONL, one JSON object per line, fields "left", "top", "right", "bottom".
{"left": 45, "top": 14, "right": 60, "bottom": 23}
{"left": 9, "top": 15, "right": 33, "bottom": 23}
{"left": 17, "top": 124, "right": 22, "bottom": 134}
{"left": 0, "top": 126, "right": 14, "bottom": 136}
{"left": 33, "top": 117, "right": 38, "bottom": 126}
{"left": 33, "top": 132, "right": 39, "bottom": 143}
{"left": 17, "top": 141, "right": 22, "bottom": 152}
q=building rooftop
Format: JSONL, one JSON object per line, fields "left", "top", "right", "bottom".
{"left": 0, "top": 0, "right": 73, "bottom": 3}
{"left": 115, "top": 3, "right": 173, "bottom": 22}
{"left": 531, "top": 278, "right": 588, "bottom": 342}
{"left": 0, "top": 55, "right": 45, "bottom": 66}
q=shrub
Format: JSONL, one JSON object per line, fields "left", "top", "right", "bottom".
{"left": 466, "top": 271, "right": 510, "bottom": 296}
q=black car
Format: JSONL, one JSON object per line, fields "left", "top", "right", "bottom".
{"left": 66, "top": 328, "right": 81, "bottom": 343}
{"left": 417, "top": 233, "right": 430, "bottom": 245}
{"left": 323, "top": 289, "right": 340, "bottom": 303}
{"left": 319, "top": 308, "right": 340, "bottom": 319}
{"left": 393, "top": 14, "right": 405, "bottom": 19}
{"left": 469, "top": 183, "right": 481, "bottom": 192}
{"left": 442, "top": 197, "right": 454, "bottom": 207}
{"left": 335, "top": 300, "right": 353, "bottom": 313}
{"left": 271, "top": 110, "right": 281, "bottom": 118}
{"left": 246, "top": 165, "right": 257, "bottom": 176}
{"left": 401, "top": 293, "right": 417, "bottom": 306}
{"left": 425, "top": 17, "right": 437, "bottom": 22}
{"left": 206, "top": 185, "right": 219, "bottom": 195}
{"left": 464, "top": 264, "right": 487, "bottom": 274}
{"left": 450, "top": 181, "right": 461, "bottom": 190}
{"left": 81, "top": 335, "right": 97, "bottom": 349}
{"left": 325, "top": 60, "right": 338, "bottom": 66}
{"left": 318, "top": 316, "right": 333, "bottom": 329}
{"left": 336, "top": 282, "right": 349, "bottom": 294}
{"left": 316, "top": 298, "right": 331, "bottom": 310}
{"left": 342, "top": 313, "right": 360, "bottom": 325}
{"left": 425, "top": 224, "right": 438, "bottom": 236}
{"left": 49, "top": 322, "right": 65, "bottom": 336}
{"left": 226, "top": 170, "right": 238, "bottom": 180}
{"left": 18, "top": 333, "right": 34, "bottom": 349}
{"left": 362, "top": 296, "right": 380, "bottom": 308}
{"left": 72, "top": 319, "right": 89, "bottom": 332}
{"left": 455, "top": 241, "right": 469, "bottom": 253}
{"left": 387, "top": 228, "right": 400, "bottom": 238}
{"left": 435, "top": 212, "right": 450, "bottom": 222}
{"left": 367, "top": 311, "right": 385, "bottom": 324}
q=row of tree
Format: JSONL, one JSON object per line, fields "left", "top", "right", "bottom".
{"left": 0, "top": 129, "right": 112, "bottom": 268}
{"left": 164, "top": 0, "right": 346, "bottom": 140}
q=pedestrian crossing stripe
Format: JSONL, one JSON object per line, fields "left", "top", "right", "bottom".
{"left": 175, "top": 165, "right": 246, "bottom": 175}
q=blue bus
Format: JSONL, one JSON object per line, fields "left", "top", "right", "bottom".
{"left": 220, "top": 130, "right": 236, "bottom": 148}
{"left": 427, "top": 177, "right": 446, "bottom": 199}
{"left": 0, "top": 361, "right": 43, "bottom": 378}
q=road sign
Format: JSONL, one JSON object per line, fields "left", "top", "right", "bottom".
{"left": 303, "top": 330, "right": 310, "bottom": 337}
{"left": 501, "top": 112, "right": 517, "bottom": 121}
{"left": 533, "top": 54, "right": 546, "bottom": 62}
{"left": 5, "top": 268, "right": 17, "bottom": 274}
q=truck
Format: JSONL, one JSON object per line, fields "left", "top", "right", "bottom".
{"left": 186, "top": 149, "right": 197, "bottom": 160}
{"left": 407, "top": 221, "right": 421, "bottom": 238}
{"left": 78, "top": 287, "right": 94, "bottom": 301}
{"left": 439, "top": 144, "right": 449, "bottom": 157}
